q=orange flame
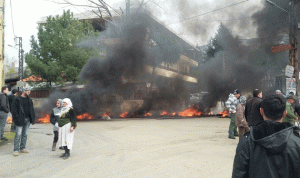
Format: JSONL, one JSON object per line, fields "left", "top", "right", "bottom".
{"left": 178, "top": 106, "right": 202, "bottom": 117}
{"left": 160, "top": 111, "right": 168, "bottom": 116}
{"left": 7, "top": 117, "right": 12, "bottom": 124}
{"left": 169, "top": 112, "right": 176, "bottom": 116}
{"left": 37, "top": 114, "right": 50, "bottom": 123}
{"left": 120, "top": 112, "right": 128, "bottom": 118}
{"left": 218, "top": 110, "right": 229, "bottom": 118}
{"left": 144, "top": 112, "right": 152, "bottom": 117}
{"left": 76, "top": 113, "right": 94, "bottom": 120}
{"left": 102, "top": 112, "right": 113, "bottom": 117}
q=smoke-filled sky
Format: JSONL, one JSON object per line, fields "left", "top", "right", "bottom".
{"left": 5, "top": 0, "right": 265, "bottom": 66}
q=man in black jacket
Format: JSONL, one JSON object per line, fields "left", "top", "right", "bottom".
{"left": 244, "top": 89, "right": 263, "bottom": 126}
{"left": 0, "top": 86, "right": 10, "bottom": 141}
{"left": 8, "top": 89, "right": 18, "bottom": 132}
{"left": 232, "top": 94, "right": 300, "bottom": 178}
{"left": 11, "top": 87, "right": 35, "bottom": 156}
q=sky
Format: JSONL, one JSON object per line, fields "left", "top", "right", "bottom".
{"left": 4, "top": 0, "right": 265, "bottom": 67}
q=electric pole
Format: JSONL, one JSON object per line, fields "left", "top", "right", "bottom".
{"left": 289, "top": 0, "right": 298, "bottom": 95}
{"left": 15, "top": 37, "right": 23, "bottom": 81}
{"left": 0, "top": 0, "right": 4, "bottom": 89}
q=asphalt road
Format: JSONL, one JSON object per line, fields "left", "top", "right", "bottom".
{"left": 0, "top": 117, "right": 239, "bottom": 178}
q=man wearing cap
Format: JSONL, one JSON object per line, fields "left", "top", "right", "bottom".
{"left": 283, "top": 95, "right": 298, "bottom": 125}
{"left": 275, "top": 90, "right": 285, "bottom": 97}
{"left": 11, "top": 87, "right": 36, "bottom": 156}
{"left": 225, "top": 89, "right": 240, "bottom": 139}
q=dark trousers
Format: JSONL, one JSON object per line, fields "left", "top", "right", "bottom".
{"left": 53, "top": 131, "right": 58, "bottom": 142}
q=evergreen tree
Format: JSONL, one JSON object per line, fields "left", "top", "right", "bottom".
{"left": 26, "top": 10, "right": 96, "bottom": 87}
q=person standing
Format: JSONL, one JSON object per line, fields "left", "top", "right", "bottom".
{"left": 57, "top": 98, "right": 77, "bottom": 159}
{"left": 11, "top": 87, "right": 35, "bottom": 156}
{"left": 50, "top": 99, "right": 63, "bottom": 151}
{"left": 275, "top": 90, "right": 285, "bottom": 97}
{"left": 0, "top": 86, "right": 10, "bottom": 141}
{"left": 225, "top": 89, "right": 240, "bottom": 139}
{"left": 283, "top": 95, "right": 298, "bottom": 125}
{"left": 8, "top": 89, "right": 18, "bottom": 132}
{"left": 232, "top": 94, "right": 300, "bottom": 177}
{"left": 235, "top": 96, "right": 249, "bottom": 140}
{"left": 245, "top": 89, "right": 263, "bottom": 127}
{"left": 287, "top": 92, "right": 299, "bottom": 110}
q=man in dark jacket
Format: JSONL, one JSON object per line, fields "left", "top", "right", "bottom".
{"left": 8, "top": 89, "right": 18, "bottom": 112}
{"left": 8, "top": 89, "right": 18, "bottom": 132}
{"left": 11, "top": 87, "right": 35, "bottom": 156}
{"left": 244, "top": 89, "right": 263, "bottom": 126}
{"left": 0, "top": 86, "right": 10, "bottom": 141}
{"left": 232, "top": 94, "right": 300, "bottom": 178}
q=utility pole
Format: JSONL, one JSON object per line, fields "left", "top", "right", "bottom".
{"left": 126, "top": 0, "right": 130, "bottom": 16}
{"left": 15, "top": 37, "right": 23, "bottom": 81}
{"left": 0, "top": 0, "right": 4, "bottom": 89}
{"left": 289, "top": 0, "right": 298, "bottom": 95}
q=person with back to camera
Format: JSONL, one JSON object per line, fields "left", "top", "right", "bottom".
{"left": 225, "top": 89, "right": 240, "bottom": 139}
{"left": 232, "top": 94, "right": 300, "bottom": 177}
{"left": 50, "top": 99, "right": 63, "bottom": 151}
{"left": 235, "top": 96, "right": 249, "bottom": 140}
{"left": 245, "top": 89, "right": 263, "bottom": 127}
{"left": 57, "top": 98, "right": 77, "bottom": 159}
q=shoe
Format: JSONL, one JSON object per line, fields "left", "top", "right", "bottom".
{"left": 20, "top": 149, "right": 29, "bottom": 153}
{"left": 228, "top": 136, "right": 236, "bottom": 139}
{"left": 60, "top": 153, "right": 66, "bottom": 157}
{"left": 59, "top": 146, "right": 64, "bottom": 150}
{"left": 52, "top": 142, "right": 57, "bottom": 151}
{"left": 63, "top": 153, "right": 70, "bottom": 159}
{"left": 13, "top": 152, "right": 19, "bottom": 156}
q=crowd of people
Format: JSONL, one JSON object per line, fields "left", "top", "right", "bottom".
{"left": 226, "top": 89, "right": 300, "bottom": 177}
{"left": 0, "top": 86, "right": 77, "bottom": 159}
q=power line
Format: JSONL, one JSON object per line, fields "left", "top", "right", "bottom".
{"left": 10, "top": 0, "right": 15, "bottom": 37}
{"left": 169, "top": 0, "right": 250, "bottom": 25}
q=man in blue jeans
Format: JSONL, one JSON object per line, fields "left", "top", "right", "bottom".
{"left": 11, "top": 87, "right": 35, "bottom": 156}
{"left": 0, "top": 86, "right": 10, "bottom": 141}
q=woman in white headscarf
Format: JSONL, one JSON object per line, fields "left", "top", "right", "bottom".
{"left": 50, "top": 99, "right": 63, "bottom": 151}
{"left": 57, "top": 98, "right": 77, "bottom": 159}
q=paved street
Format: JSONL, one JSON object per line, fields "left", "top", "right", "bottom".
{"left": 0, "top": 117, "right": 239, "bottom": 178}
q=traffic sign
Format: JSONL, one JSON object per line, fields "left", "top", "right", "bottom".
{"left": 271, "top": 44, "right": 291, "bottom": 53}
{"left": 285, "top": 65, "right": 294, "bottom": 77}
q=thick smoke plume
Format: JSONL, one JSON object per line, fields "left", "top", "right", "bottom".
{"left": 37, "top": 16, "right": 150, "bottom": 118}
{"left": 37, "top": 13, "right": 190, "bottom": 118}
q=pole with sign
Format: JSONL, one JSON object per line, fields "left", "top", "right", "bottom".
{"left": 285, "top": 65, "right": 294, "bottom": 78}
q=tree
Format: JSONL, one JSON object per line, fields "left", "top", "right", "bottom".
{"left": 205, "top": 23, "right": 239, "bottom": 61}
{"left": 7, "top": 68, "right": 15, "bottom": 74}
{"left": 26, "top": 10, "right": 96, "bottom": 86}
